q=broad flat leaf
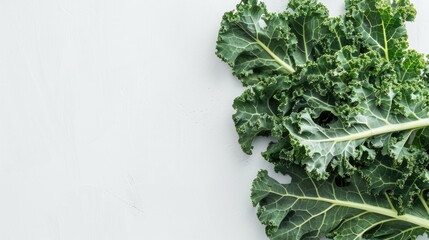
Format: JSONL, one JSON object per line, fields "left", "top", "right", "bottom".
{"left": 252, "top": 167, "right": 429, "bottom": 240}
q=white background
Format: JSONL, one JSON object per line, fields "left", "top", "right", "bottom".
{"left": 1, "top": 0, "right": 429, "bottom": 239}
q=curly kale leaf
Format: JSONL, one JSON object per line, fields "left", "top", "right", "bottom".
{"left": 252, "top": 167, "right": 429, "bottom": 240}
{"left": 216, "top": 0, "right": 429, "bottom": 235}
{"left": 360, "top": 151, "right": 429, "bottom": 214}
{"left": 216, "top": 0, "right": 296, "bottom": 86}
{"left": 216, "top": 0, "right": 329, "bottom": 86}
{"left": 345, "top": 0, "right": 416, "bottom": 62}
{"left": 232, "top": 76, "right": 291, "bottom": 154}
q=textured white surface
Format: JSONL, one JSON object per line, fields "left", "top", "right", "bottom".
{"left": 0, "top": 0, "right": 429, "bottom": 239}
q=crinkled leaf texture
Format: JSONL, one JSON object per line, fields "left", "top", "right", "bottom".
{"left": 360, "top": 152, "right": 429, "bottom": 214}
{"left": 217, "top": 0, "right": 429, "bottom": 206}
{"left": 346, "top": 0, "right": 416, "bottom": 62}
{"left": 218, "top": 0, "right": 429, "bottom": 174}
{"left": 216, "top": 0, "right": 296, "bottom": 86}
{"left": 252, "top": 167, "right": 429, "bottom": 240}
{"left": 284, "top": 83, "right": 429, "bottom": 178}
{"left": 216, "top": 0, "right": 329, "bottom": 86}
{"left": 216, "top": 0, "right": 429, "bottom": 238}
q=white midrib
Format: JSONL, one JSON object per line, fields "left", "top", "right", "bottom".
{"left": 381, "top": 19, "right": 390, "bottom": 61}
{"left": 271, "top": 191, "right": 429, "bottom": 229}
{"left": 236, "top": 23, "right": 296, "bottom": 74}
{"left": 310, "top": 118, "right": 429, "bottom": 143}
{"left": 255, "top": 39, "right": 296, "bottom": 74}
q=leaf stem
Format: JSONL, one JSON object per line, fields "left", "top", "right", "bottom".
{"left": 271, "top": 191, "right": 429, "bottom": 229}
{"left": 381, "top": 19, "right": 390, "bottom": 61}
{"left": 419, "top": 191, "right": 429, "bottom": 216}
{"left": 384, "top": 192, "right": 396, "bottom": 212}
{"left": 309, "top": 118, "right": 429, "bottom": 143}
{"left": 255, "top": 39, "right": 296, "bottom": 74}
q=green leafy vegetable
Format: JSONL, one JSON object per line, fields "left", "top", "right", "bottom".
{"left": 216, "top": 0, "right": 429, "bottom": 239}
{"left": 346, "top": 0, "right": 415, "bottom": 62}
{"left": 252, "top": 167, "right": 429, "bottom": 239}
